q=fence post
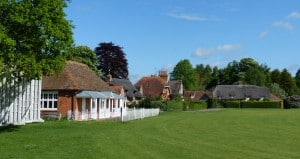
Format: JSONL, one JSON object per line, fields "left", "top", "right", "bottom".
{"left": 121, "top": 107, "right": 123, "bottom": 122}
{"left": 134, "top": 107, "right": 136, "bottom": 120}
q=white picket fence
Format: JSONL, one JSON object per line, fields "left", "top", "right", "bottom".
{"left": 121, "top": 108, "right": 160, "bottom": 122}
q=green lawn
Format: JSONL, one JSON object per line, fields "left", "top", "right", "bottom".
{"left": 1, "top": 109, "right": 300, "bottom": 159}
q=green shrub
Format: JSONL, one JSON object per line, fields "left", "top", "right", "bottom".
{"left": 225, "top": 101, "right": 241, "bottom": 108}
{"left": 166, "top": 100, "right": 184, "bottom": 112}
{"left": 207, "top": 98, "right": 218, "bottom": 108}
{"left": 285, "top": 95, "right": 300, "bottom": 108}
{"left": 150, "top": 100, "right": 167, "bottom": 111}
{"left": 240, "top": 101, "right": 281, "bottom": 108}
{"left": 187, "top": 101, "right": 207, "bottom": 110}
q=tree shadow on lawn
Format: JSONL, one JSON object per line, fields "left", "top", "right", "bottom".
{"left": 0, "top": 124, "right": 20, "bottom": 133}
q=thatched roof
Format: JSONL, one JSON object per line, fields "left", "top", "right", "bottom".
{"left": 213, "top": 85, "right": 270, "bottom": 100}
{"left": 42, "top": 61, "right": 112, "bottom": 91}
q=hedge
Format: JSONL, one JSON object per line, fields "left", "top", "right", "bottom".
{"left": 212, "top": 99, "right": 282, "bottom": 109}
{"left": 207, "top": 98, "right": 218, "bottom": 108}
{"left": 240, "top": 101, "right": 281, "bottom": 108}
{"left": 224, "top": 101, "right": 241, "bottom": 108}
{"left": 185, "top": 101, "right": 207, "bottom": 110}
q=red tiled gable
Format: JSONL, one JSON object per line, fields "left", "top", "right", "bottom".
{"left": 270, "top": 94, "right": 282, "bottom": 101}
{"left": 184, "top": 91, "right": 212, "bottom": 101}
{"left": 42, "top": 61, "right": 112, "bottom": 91}
{"left": 110, "top": 85, "right": 124, "bottom": 95}
{"left": 135, "top": 76, "right": 165, "bottom": 99}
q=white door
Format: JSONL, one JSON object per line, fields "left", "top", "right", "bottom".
{"left": 82, "top": 98, "right": 86, "bottom": 120}
{"left": 91, "top": 99, "right": 97, "bottom": 119}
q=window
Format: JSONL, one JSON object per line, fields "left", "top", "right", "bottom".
{"left": 41, "top": 91, "right": 58, "bottom": 110}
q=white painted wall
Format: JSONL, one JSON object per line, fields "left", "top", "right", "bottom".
{"left": 0, "top": 79, "right": 43, "bottom": 126}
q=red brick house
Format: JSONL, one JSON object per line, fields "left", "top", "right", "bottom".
{"left": 41, "top": 61, "right": 126, "bottom": 120}
{"left": 134, "top": 71, "right": 183, "bottom": 100}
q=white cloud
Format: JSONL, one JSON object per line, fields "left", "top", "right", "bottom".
{"left": 259, "top": 30, "right": 269, "bottom": 39}
{"left": 273, "top": 21, "right": 294, "bottom": 30}
{"left": 193, "top": 44, "right": 241, "bottom": 58}
{"left": 287, "top": 11, "right": 300, "bottom": 19}
{"left": 216, "top": 44, "right": 241, "bottom": 51}
{"left": 168, "top": 12, "right": 209, "bottom": 21}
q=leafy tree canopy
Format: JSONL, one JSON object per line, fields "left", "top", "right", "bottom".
{"left": 67, "top": 45, "right": 101, "bottom": 76}
{"left": 171, "top": 59, "right": 197, "bottom": 90}
{"left": 95, "top": 42, "right": 128, "bottom": 79}
{"left": 0, "top": 0, "right": 73, "bottom": 80}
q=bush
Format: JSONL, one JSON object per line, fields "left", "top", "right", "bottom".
{"left": 224, "top": 101, "right": 240, "bottom": 108}
{"left": 284, "top": 95, "right": 300, "bottom": 108}
{"left": 165, "top": 100, "right": 184, "bottom": 112}
{"left": 186, "top": 101, "right": 207, "bottom": 110}
{"left": 207, "top": 98, "right": 218, "bottom": 108}
{"left": 151, "top": 100, "right": 167, "bottom": 111}
{"left": 240, "top": 101, "right": 281, "bottom": 108}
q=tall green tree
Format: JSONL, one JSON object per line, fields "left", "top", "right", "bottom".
{"left": 295, "top": 69, "right": 300, "bottom": 88}
{"left": 95, "top": 42, "right": 128, "bottom": 79}
{"left": 271, "top": 69, "right": 281, "bottom": 84}
{"left": 0, "top": 0, "right": 73, "bottom": 80}
{"left": 280, "top": 69, "right": 297, "bottom": 95}
{"left": 243, "top": 66, "right": 266, "bottom": 86}
{"left": 219, "top": 60, "right": 240, "bottom": 84}
{"left": 171, "top": 59, "right": 197, "bottom": 90}
{"left": 67, "top": 46, "right": 101, "bottom": 76}
{"left": 195, "top": 64, "right": 212, "bottom": 90}
{"left": 206, "top": 66, "right": 219, "bottom": 89}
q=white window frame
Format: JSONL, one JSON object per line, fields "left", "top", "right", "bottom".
{"left": 41, "top": 91, "right": 58, "bottom": 110}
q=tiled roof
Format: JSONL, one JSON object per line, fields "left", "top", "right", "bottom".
{"left": 42, "top": 61, "right": 112, "bottom": 91}
{"left": 184, "top": 91, "right": 212, "bottom": 101}
{"left": 134, "top": 76, "right": 165, "bottom": 99}
{"left": 110, "top": 78, "right": 142, "bottom": 98}
{"left": 270, "top": 94, "right": 282, "bottom": 101}
{"left": 168, "top": 80, "right": 183, "bottom": 95}
{"left": 110, "top": 85, "right": 124, "bottom": 94}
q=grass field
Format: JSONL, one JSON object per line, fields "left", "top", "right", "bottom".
{"left": 1, "top": 109, "right": 300, "bottom": 159}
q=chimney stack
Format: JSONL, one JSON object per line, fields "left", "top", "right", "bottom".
{"left": 158, "top": 71, "right": 168, "bottom": 83}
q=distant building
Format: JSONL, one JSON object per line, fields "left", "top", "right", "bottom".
{"left": 135, "top": 71, "right": 184, "bottom": 100}
{"left": 213, "top": 85, "right": 270, "bottom": 100}
{"left": 106, "top": 75, "right": 143, "bottom": 103}
{"left": 184, "top": 91, "right": 212, "bottom": 102}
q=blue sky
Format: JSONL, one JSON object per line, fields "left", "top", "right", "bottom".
{"left": 65, "top": 0, "right": 300, "bottom": 82}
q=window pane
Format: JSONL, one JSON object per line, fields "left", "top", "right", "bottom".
{"left": 44, "top": 101, "right": 47, "bottom": 108}
{"left": 49, "top": 101, "right": 53, "bottom": 108}
{"left": 44, "top": 94, "right": 48, "bottom": 99}
{"left": 54, "top": 94, "right": 58, "bottom": 99}
{"left": 54, "top": 101, "right": 57, "bottom": 108}
{"left": 49, "top": 94, "right": 53, "bottom": 99}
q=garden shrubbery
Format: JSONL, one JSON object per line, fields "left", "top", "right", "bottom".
{"left": 284, "top": 95, "right": 300, "bottom": 109}
{"left": 210, "top": 99, "right": 282, "bottom": 109}
{"left": 133, "top": 98, "right": 207, "bottom": 112}
{"left": 240, "top": 101, "right": 281, "bottom": 108}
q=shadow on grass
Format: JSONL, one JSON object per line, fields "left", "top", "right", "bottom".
{"left": 0, "top": 124, "right": 20, "bottom": 133}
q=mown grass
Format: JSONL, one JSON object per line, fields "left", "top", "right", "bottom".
{"left": 1, "top": 109, "right": 300, "bottom": 159}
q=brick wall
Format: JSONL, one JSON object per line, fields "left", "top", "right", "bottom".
{"left": 58, "top": 91, "right": 74, "bottom": 117}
